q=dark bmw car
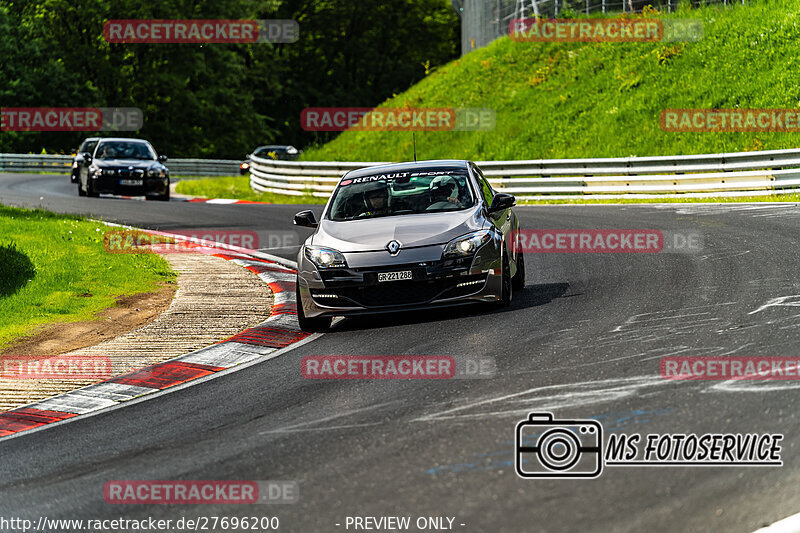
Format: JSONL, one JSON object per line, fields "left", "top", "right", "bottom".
{"left": 293, "top": 160, "right": 523, "bottom": 331}
{"left": 76, "top": 138, "right": 170, "bottom": 200}
{"left": 70, "top": 137, "right": 99, "bottom": 183}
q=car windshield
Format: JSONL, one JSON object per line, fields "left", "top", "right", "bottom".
{"left": 79, "top": 140, "right": 97, "bottom": 153}
{"left": 95, "top": 141, "right": 156, "bottom": 160}
{"left": 327, "top": 169, "right": 476, "bottom": 221}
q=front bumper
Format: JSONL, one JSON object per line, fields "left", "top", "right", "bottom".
{"left": 297, "top": 242, "right": 503, "bottom": 318}
{"left": 89, "top": 175, "right": 169, "bottom": 196}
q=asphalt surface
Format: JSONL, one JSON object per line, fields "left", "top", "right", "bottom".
{"left": 2, "top": 173, "right": 800, "bottom": 532}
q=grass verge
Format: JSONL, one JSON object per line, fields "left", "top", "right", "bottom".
{"left": 174, "top": 176, "right": 327, "bottom": 204}
{"left": 0, "top": 205, "right": 176, "bottom": 350}
{"left": 302, "top": 1, "right": 800, "bottom": 161}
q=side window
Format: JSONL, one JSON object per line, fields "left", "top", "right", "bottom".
{"left": 473, "top": 166, "right": 494, "bottom": 205}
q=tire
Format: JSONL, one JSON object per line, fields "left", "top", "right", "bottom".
{"left": 86, "top": 179, "right": 99, "bottom": 197}
{"left": 497, "top": 251, "right": 512, "bottom": 308}
{"left": 146, "top": 192, "right": 170, "bottom": 201}
{"left": 512, "top": 249, "right": 525, "bottom": 291}
{"left": 77, "top": 180, "right": 86, "bottom": 197}
{"left": 296, "top": 279, "right": 331, "bottom": 332}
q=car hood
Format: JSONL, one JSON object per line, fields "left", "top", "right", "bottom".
{"left": 93, "top": 159, "right": 162, "bottom": 170}
{"left": 312, "top": 206, "right": 485, "bottom": 252}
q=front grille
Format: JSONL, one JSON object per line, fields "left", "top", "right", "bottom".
{"left": 118, "top": 169, "right": 145, "bottom": 179}
{"left": 311, "top": 273, "right": 486, "bottom": 307}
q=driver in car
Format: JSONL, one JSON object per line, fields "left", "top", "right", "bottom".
{"left": 357, "top": 181, "right": 391, "bottom": 217}
{"left": 98, "top": 145, "right": 114, "bottom": 158}
{"left": 427, "top": 176, "right": 463, "bottom": 210}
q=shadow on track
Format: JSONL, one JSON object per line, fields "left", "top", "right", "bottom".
{"left": 330, "top": 282, "right": 570, "bottom": 332}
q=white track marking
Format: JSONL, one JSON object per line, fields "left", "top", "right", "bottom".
{"left": 754, "top": 512, "right": 800, "bottom": 533}
{"left": 413, "top": 376, "right": 673, "bottom": 422}
{"left": 259, "top": 401, "right": 399, "bottom": 434}
{"left": 750, "top": 295, "right": 800, "bottom": 315}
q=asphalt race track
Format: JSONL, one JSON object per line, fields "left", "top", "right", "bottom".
{"left": 3, "top": 173, "right": 800, "bottom": 532}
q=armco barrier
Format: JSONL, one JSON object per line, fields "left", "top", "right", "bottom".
{"left": 0, "top": 154, "right": 239, "bottom": 177}
{"left": 248, "top": 148, "right": 800, "bottom": 200}
{"left": 7, "top": 149, "right": 800, "bottom": 198}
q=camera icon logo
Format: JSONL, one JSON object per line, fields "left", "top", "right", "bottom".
{"left": 515, "top": 412, "right": 603, "bottom": 479}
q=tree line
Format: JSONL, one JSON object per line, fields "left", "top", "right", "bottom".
{"left": 0, "top": 0, "right": 459, "bottom": 158}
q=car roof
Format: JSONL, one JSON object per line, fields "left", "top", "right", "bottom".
{"left": 255, "top": 145, "right": 295, "bottom": 150}
{"left": 96, "top": 137, "right": 152, "bottom": 144}
{"left": 345, "top": 160, "right": 471, "bottom": 179}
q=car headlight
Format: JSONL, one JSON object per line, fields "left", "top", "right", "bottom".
{"left": 147, "top": 168, "right": 165, "bottom": 178}
{"left": 443, "top": 230, "right": 493, "bottom": 258}
{"left": 304, "top": 246, "right": 347, "bottom": 269}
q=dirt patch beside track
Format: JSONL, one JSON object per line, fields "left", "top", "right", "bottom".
{"left": 0, "top": 253, "right": 273, "bottom": 411}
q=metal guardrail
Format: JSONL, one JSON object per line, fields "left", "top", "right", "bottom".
{"left": 0, "top": 154, "right": 240, "bottom": 177}
{"left": 248, "top": 148, "right": 800, "bottom": 200}
{"left": 7, "top": 150, "right": 800, "bottom": 199}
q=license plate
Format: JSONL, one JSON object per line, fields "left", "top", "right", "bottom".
{"left": 120, "top": 179, "right": 143, "bottom": 186}
{"left": 378, "top": 270, "right": 412, "bottom": 282}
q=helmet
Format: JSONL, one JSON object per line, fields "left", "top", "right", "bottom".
{"left": 362, "top": 180, "right": 389, "bottom": 209}
{"left": 429, "top": 176, "right": 457, "bottom": 202}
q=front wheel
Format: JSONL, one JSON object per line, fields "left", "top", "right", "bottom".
{"left": 497, "top": 251, "right": 512, "bottom": 308}
{"left": 86, "top": 180, "right": 99, "bottom": 197}
{"left": 296, "top": 279, "right": 331, "bottom": 332}
{"left": 512, "top": 249, "right": 525, "bottom": 291}
{"left": 146, "top": 191, "right": 170, "bottom": 201}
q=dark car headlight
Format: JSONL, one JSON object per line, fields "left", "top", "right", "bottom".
{"left": 305, "top": 246, "right": 347, "bottom": 269}
{"left": 89, "top": 166, "right": 112, "bottom": 178}
{"left": 147, "top": 168, "right": 166, "bottom": 178}
{"left": 443, "top": 230, "right": 493, "bottom": 258}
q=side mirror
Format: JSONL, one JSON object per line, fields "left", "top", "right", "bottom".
{"left": 83, "top": 153, "right": 93, "bottom": 163}
{"left": 294, "top": 210, "right": 318, "bottom": 228}
{"left": 158, "top": 155, "right": 168, "bottom": 162}
{"left": 488, "top": 193, "right": 516, "bottom": 213}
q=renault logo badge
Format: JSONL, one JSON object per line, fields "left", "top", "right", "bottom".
{"left": 386, "top": 240, "right": 401, "bottom": 255}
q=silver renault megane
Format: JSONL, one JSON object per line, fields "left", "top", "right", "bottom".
{"left": 293, "top": 160, "right": 524, "bottom": 331}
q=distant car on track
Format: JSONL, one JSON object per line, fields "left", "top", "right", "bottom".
{"left": 240, "top": 145, "right": 301, "bottom": 174}
{"left": 70, "top": 137, "right": 100, "bottom": 183}
{"left": 76, "top": 138, "right": 170, "bottom": 201}
{"left": 293, "top": 160, "right": 523, "bottom": 332}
